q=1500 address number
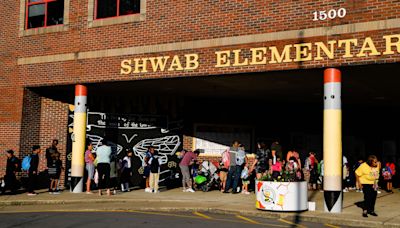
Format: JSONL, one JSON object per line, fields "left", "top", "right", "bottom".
{"left": 313, "top": 8, "right": 347, "bottom": 21}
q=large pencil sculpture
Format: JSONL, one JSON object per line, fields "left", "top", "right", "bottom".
{"left": 71, "top": 85, "right": 87, "bottom": 193}
{"left": 323, "top": 68, "right": 342, "bottom": 213}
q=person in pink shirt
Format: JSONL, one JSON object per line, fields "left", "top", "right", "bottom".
{"left": 271, "top": 156, "right": 282, "bottom": 179}
{"left": 179, "top": 149, "right": 200, "bottom": 192}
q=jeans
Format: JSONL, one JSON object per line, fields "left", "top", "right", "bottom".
{"left": 225, "top": 165, "right": 243, "bottom": 192}
{"left": 180, "top": 165, "right": 191, "bottom": 188}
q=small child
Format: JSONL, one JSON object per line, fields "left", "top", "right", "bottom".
{"left": 120, "top": 150, "right": 133, "bottom": 192}
{"left": 48, "top": 152, "right": 63, "bottom": 194}
{"left": 241, "top": 166, "right": 250, "bottom": 194}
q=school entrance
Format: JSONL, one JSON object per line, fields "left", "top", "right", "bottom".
{"left": 31, "top": 62, "right": 400, "bottom": 187}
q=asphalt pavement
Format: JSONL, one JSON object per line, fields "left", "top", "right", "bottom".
{"left": 1, "top": 187, "right": 400, "bottom": 227}
{"left": 0, "top": 211, "right": 351, "bottom": 228}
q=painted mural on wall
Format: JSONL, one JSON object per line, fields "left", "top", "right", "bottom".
{"left": 66, "top": 109, "right": 183, "bottom": 188}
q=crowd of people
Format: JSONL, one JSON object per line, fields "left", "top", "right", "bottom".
{"left": 0, "top": 138, "right": 397, "bottom": 217}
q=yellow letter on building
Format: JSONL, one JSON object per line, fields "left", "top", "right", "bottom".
{"left": 215, "top": 50, "right": 231, "bottom": 67}
{"left": 120, "top": 59, "right": 132, "bottom": 75}
{"left": 383, "top": 34, "right": 400, "bottom": 55}
{"left": 356, "top": 37, "right": 381, "bottom": 57}
{"left": 338, "top": 39, "right": 358, "bottom": 58}
{"left": 184, "top": 54, "right": 199, "bottom": 70}
{"left": 294, "top": 43, "right": 312, "bottom": 62}
{"left": 133, "top": 58, "right": 149, "bottom": 73}
{"left": 269, "top": 45, "right": 292, "bottom": 64}
{"left": 232, "top": 49, "right": 249, "bottom": 66}
{"left": 149, "top": 56, "right": 170, "bottom": 72}
{"left": 315, "top": 41, "right": 337, "bottom": 61}
{"left": 250, "top": 48, "right": 267, "bottom": 65}
{"left": 168, "top": 55, "right": 184, "bottom": 71}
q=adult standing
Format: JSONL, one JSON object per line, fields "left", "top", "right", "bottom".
{"left": 305, "top": 152, "right": 318, "bottom": 190}
{"left": 223, "top": 141, "right": 241, "bottom": 194}
{"left": 85, "top": 142, "right": 95, "bottom": 194}
{"left": 27, "top": 145, "right": 41, "bottom": 196}
{"left": 250, "top": 142, "right": 270, "bottom": 180}
{"left": 96, "top": 141, "right": 112, "bottom": 196}
{"left": 46, "top": 139, "right": 58, "bottom": 192}
{"left": 271, "top": 141, "right": 283, "bottom": 162}
{"left": 3, "top": 150, "right": 20, "bottom": 195}
{"left": 179, "top": 149, "right": 199, "bottom": 193}
{"left": 46, "top": 139, "right": 58, "bottom": 168}
{"left": 355, "top": 155, "right": 380, "bottom": 217}
{"left": 219, "top": 149, "right": 230, "bottom": 192}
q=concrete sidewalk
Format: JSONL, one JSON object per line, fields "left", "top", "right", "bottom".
{"left": 0, "top": 188, "right": 399, "bottom": 227}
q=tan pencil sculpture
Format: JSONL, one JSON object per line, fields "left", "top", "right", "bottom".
{"left": 71, "top": 85, "right": 87, "bottom": 193}
{"left": 323, "top": 68, "right": 342, "bottom": 213}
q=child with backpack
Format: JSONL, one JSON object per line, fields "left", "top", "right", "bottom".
{"left": 383, "top": 161, "right": 396, "bottom": 193}
{"left": 27, "top": 145, "right": 41, "bottom": 196}
{"left": 148, "top": 148, "right": 162, "bottom": 193}
{"left": 120, "top": 149, "right": 133, "bottom": 192}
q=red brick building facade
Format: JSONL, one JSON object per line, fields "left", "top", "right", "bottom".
{"left": 1, "top": 1, "right": 400, "bottom": 181}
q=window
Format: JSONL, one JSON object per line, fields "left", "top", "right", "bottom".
{"left": 26, "top": 0, "right": 64, "bottom": 29}
{"left": 95, "top": 0, "right": 140, "bottom": 19}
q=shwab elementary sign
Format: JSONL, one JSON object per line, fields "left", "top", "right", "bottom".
{"left": 120, "top": 34, "right": 400, "bottom": 74}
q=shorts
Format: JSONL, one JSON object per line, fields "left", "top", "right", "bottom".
{"left": 242, "top": 179, "right": 250, "bottom": 185}
{"left": 219, "top": 171, "right": 227, "bottom": 182}
{"left": 143, "top": 166, "right": 150, "bottom": 178}
{"left": 255, "top": 166, "right": 267, "bottom": 174}
{"left": 86, "top": 163, "right": 95, "bottom": 180}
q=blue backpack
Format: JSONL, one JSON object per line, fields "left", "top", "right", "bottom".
{"left": 21, "top": 156, "right": 31, "bottom": 171}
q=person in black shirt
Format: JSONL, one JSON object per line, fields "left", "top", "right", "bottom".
{"left": 27, "top": 145, "right": 41, "bottom": 196}
{"left": 3, "top": 150, "right": 20, "bottom": 195}
{"left": 46, "top": 139, "right": 58, "bottom": 168}
{"left": 250, "top": 142, "right": 270, "bottom": 180}
{"left": 48, "top": 152, "right": 63, "bottom": 194}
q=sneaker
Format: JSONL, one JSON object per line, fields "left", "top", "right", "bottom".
{"left": 27, "top": 192, "right": 38, "bottom": 196}
{"left": 377, "top": 190, "right": 382, "bottom": 194}
{"left": 182, "top": 188, "right": 187, "bottom": 192}
{"left": 86, "top": 191, "right": 93, "bottom": 194}
{"left": 186, "top": 188, "right": 195, "bottom": 193}
{"left": 52, "top": 191, "right": 60, "bottom": 195}
{"left": 145, "top": 188, "right": 151, "bottom": 193}
{"left": 244, "top": 191, "right": 250, "bottom": 195}
{"left": 368, "top": 212, "right": 378, "bottom": 217}
{"left": 343, "top": 189, "right": 349, "bottom": 192}
{"left": 153, "top": 190, "right": 160, "bottom": 194}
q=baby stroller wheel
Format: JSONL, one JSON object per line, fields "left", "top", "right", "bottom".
{"left": 201, "top": 184, "right": 209, "bottom": 192}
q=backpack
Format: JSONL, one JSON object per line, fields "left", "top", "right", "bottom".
{"left": 241, "top": 167, "right": 249, "bottom": 179}
{"left": 235, "top": 150, "right": 245, "bottom": 166}
{"left": 221, "top": 149, "right": 230, "bottom": 168}
{"left": 383, "top": 168, "right": 392, "bottom": 180}
{"left": 21, "top": 156, "right": 31, "bottom": 171}
{"left": 150, "top": 156, "right": 160, "bottom": 173}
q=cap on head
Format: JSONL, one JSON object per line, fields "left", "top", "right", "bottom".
{"left": 32, "top": 145, "right": 40, "bottom": 151}
{"left": 6, "top": 150, "right": 14, "bottom": 155}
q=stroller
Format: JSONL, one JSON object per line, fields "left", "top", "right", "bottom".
{"left": 194, "top": 160, "right": 220, "bottom": 192}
